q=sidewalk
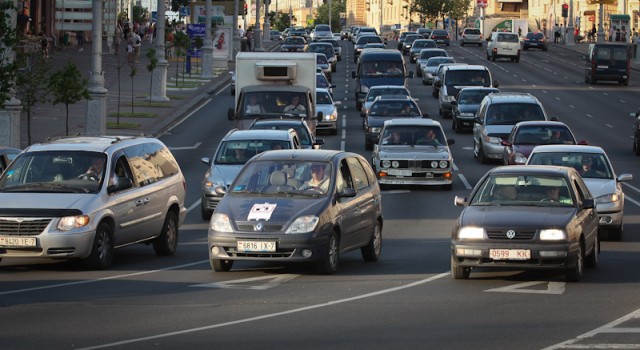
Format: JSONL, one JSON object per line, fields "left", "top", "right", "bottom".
{"left": 20, "top": 39, "right": 279, "bottom": 149}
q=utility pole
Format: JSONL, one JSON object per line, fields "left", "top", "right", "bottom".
{"left": 329, "top": 0, "right": 332, "bottom": 29}
{"left": 151, "top": 0, "right": 169, "bottom": 102}
{"left": 201, "top": 0, "right": 214, "bottom": 78}
{"left": 254, "top": 0, "right": 264, "bottom": 51}
{"left": 567, "top": 0, "right": 575, "bottom": 45}
{"left": 85, "top": 0, "right": 107, "bottom": 136}
{"left": 0, "top": 0, "right": 21, "bottom": 148}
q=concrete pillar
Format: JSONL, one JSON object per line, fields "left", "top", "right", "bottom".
{"left": 254, "top": 0, "right": 264, "bottom": 51}
{"left": 86, "top": 0, "right": 108, "bottom": 136}
{"left": 264, "top": 0, "right": 271, "bottom": 42}
{"left": 202, "top": 0, "right": 214, "bottom": 78}
{"left": 151, "top": 0, "right": 169, "bottom": 102}
{"left": 233, "top": 0, "right": 240, "bottom": 60}
{"left": 0, "top": 0, "right": 21, "bottom": 148}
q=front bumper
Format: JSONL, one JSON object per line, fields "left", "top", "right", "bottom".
{"left": 481, "top": 140, "right": 505, "bottom": 160}
{"left": 317, "top": 120, "right": 337, "bottom": 131}
{"left": 376, "top": 168, "right": 453, "bottom": 186}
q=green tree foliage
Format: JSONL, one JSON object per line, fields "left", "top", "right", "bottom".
{"left": 0, "top": 1, "right": 19, "bottom": 108}
{"left": 313, "top": 0, "right": 346, "bottom": 33}
{"left": 411, "top": 0, "right": 471, "bottom": 28}
{"left": 272, "top": 12, "right": 294, "bottom": 32}
{"left": 172, "top": 30, "right": 190, "bottom": 86}
{"left": 48, "top": 63, "right": 89, "bottom": 136}
{"left": 132, "top": 5, "right": 149, "bottom": 24}
{"left": 170, "top": 0, "right": 190, "bottom": 12}
{"left": 15, "top": 51, "right": 51, "bottom": 145}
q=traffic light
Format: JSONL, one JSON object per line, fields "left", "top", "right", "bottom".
{"left": 562, "top": 4, "right": 568, "bottom": 18}
{"left": 244, "top": 3, "right": 248, "bottom": 15}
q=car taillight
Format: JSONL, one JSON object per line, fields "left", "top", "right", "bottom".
{"left": 445, "top": 35, "right": 449, "bottom": 39}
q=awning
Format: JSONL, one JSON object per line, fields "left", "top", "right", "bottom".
{"left": 583, "top": 10, "right": 595, "bottom": 15}
{"left": 609, "top": 14, "right": 630, "bottom": 20}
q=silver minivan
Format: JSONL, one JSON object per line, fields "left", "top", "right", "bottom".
{"left": 0, "top": 136, "right": 187, "bottom": 269}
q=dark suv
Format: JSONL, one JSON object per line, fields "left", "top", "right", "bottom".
{"left": 523, "top": 32, "right": 548, "bottom": 51}
{"left": 584, "top": 43, "right": 630, "bottom": 85}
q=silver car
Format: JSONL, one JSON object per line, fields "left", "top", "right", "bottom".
{"left": 526, "top": 145, "right": 633, "bottom": 240}
{"left": 460, "top": 28, "right": 483, "bottom": 46}
{"left": 316, "top": 88, "right": 340, "bottom": 134}
{"left": 360, "top": 85, "right": 412, "bottom": 120}
{"left": 419, "top": 55, "right": 454, "bottom": 83}
{"left": 0, "top": 136, "right": 187, "bottom": 269}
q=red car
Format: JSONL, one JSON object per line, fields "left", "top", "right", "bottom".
{"left": 501, "top": 121, "right": 586, "bottom": 165}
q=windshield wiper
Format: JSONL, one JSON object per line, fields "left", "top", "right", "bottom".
{"left": 1, "top": 182, "right": 90, "bottom": 193}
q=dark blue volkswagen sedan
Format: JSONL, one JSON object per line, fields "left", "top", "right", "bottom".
{"left": 208, "top": 149, "right": 383, "bottom": 274}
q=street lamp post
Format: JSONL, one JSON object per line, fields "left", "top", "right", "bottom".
{"left": 264, "top": 0, "right": 271, "bottom": 42}
{"left": 254, "top": 0, "right": 264, "bottom": 51}
{"left": 597, "top": 2, "right": 605, "bottom": 42}
{"left": 86, "top": 0, "right": 107, "bottom": 136}
{"left": 567, "top": 0, "right": 575, "bottom": 45}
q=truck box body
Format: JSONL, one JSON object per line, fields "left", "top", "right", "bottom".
{"left": 230, "top": 52, "right": 319, "bottom": 132}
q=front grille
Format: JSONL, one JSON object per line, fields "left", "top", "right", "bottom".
{"left": 225, "top": 247, "right": 295, "bottom": 258}
{"left": 0, "top": 218, "right": 52, "bottom": 236}
{"left": 385, "top": 160, "right": 448, "bottom": 169}
{"left": 236, "top": 223, "right": 284, "bottom": 232}
{"left": 486, "top": 229, "right": 536, "bottom": 240}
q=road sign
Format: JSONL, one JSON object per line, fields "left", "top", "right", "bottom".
{"left": 477, "top": 0, "right": 488, "bottom": 8}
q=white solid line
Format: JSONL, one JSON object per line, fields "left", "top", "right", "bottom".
{"left": 187, "top": 199, "right": 201, "bottom": 214}
{"left": 624, "top": 194, "right": 640, "bottom": 207}
{"left": 623, "top": 182, "right": 640, "bottom": 194}
{"left": 0, "top": 261, "right": 208, "bottom": 296}
{"left": 77, "top": 273, "right": 450, "bottom": 350}
{"left": 169, "top": 142, "right": 202, "bottom": 151}
{"left": 458, "top": 173, "right": 472, "bottom": 190}
{"left": 215, "top": 84, "right": 230, "bottom": 96}
{"left": 605, "top": 124, "right": 613, "bottom": 128}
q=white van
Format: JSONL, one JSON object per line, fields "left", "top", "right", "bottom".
{"left": 486, "top": 32, "right": 521, "bottom": 62}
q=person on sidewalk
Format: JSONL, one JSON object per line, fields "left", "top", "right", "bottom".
{"left": 40, "top": 32, "right": 49, "bottom": 58}
{"left": 238, "top": 25, "right": 245, "bottom": 38}
{"left": 554, "top": 24, "right": 560, "bottom": 44}
{"left": 126, "top": 33, "right": 135, "bottom": 63}
{"left": 246, "top": 28, "right": 253, "bottom": 51}
{"left": 77, "top": 31, "right": 85, "bottom": 52}
{"left": 132, "top": 31, "right": 142, "bottom": 63}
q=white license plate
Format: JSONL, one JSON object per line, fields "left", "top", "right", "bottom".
{"left": 490, "top": 249, "right": 530, "bottom": 260}
{"left": 425, "top": 172, "right": 434, "bottom": 178}
{"left": 388, "top": 169, "right": 412, "bottom": 176}
{"left": 0, "top": 236, "right": 37, "bottom": 247}
{"left": 597, "top": 65, "right": 608, "bottom": 69}
{"left": 237, "top": 240, "right": 276, "bottom": 252}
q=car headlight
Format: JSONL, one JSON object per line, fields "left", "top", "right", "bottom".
{"left": 210, "top": 213, "right": 233, "bottom": 232}
{"left": 286, "top": 215, "right": 319, "bottom": 234}
{"left": 439, "top": 160, "right": 448, "bottom": 168}
{"left": 459, "top": 112, "right": 474, "bottom": 117}
{"left": 361, "top": 85, "right": 369, "bottom": 93}
{"left": 391, "top": 161, "right": 400, "bottom": 168}
{"left": 484, "top": 135, "right": 502, "bottom": 144}
{"left": 539, "top": 229, "right": 566, "bottom": 240}
{"left": 431, "top": 161, "right": 439, "bottom": 168}
{"left": 57, "top": 215, "right": 90, "bottom": 231}
{"left": 368, "top": 127, "right": 381, "bottom": 133}
{"left": 595, "top": 193, "right": 620, "bottom": 204}
{"left": 458, "top": 227, "right": 485, "bottom": 239}
{"left": 382, "top": 160, "right": 391, "bottom": 168}
{"left": 513, "top": 153, "right": 528, "bottom": 165}
{"left": 325, "top": 109, "right": 338, "bottom": 121}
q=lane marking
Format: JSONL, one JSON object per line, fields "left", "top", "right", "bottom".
{"left": 191, "top": 274, "right": 299, "bottom": 290}
{"left": 169, "top": 142, "right": 202, "bottom": 151}
{"left": 214, "top": 84, "right": 230, "bottom": 96}
{"left": 159, "top": 97, "right": 212, "bottom": 136}
{"left": 485, "top": 281, "right": 566, "bottom": 295}
{"left": 78, "top": 272, "right": 450, "bottom": 350}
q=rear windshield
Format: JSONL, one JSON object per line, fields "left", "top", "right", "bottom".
{"left": 464, "top": 29, "right": 481, "bottom": 35}
{"left": 357, "top": 36, "right": 383, "bottom": 44}
{"left": 361, "top": 60, "right": 405, "bottom": 77}
{"left": 427, "top": 57, "right": 454, "bottom": 67}
{"left": 485, "top": 103, "right": 546, "bottom": 125}
{"left": 413, "top": 40, "right": 437, "bottom": 49}
{"left": 497, "top": 33, "right": 519, "bottom": 42}
{"left": 370, "top": 100, "right": 420, "bottom": 117}
{"left": 595, "top": 47, "right": 628, "bottom": 61}
{"left": 366, "top": 88, "right": 409, "bottom": 102}
{"left": 444, "top": 70, "right": 490, "bottom": 86}
{"left": 420, "top": 50, "right": 448, "bottom": 59}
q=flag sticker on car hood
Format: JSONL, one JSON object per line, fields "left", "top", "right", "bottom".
{"left": 248, "top": 203, "right": 277, "bottom": 221}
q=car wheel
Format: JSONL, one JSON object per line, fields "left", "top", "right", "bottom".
{"left": 478, "top": 43, "right": 482, "bottom": 47}
{"left": 491, "top": 53, "right": 496, "bottom": 62}
{"left": 331, "top": 64, "right": 336, "bottom": 73}
{"left": 201, "top": 203, "right": 213, "bottom": 221}
{"left": 152, "top": 211, "right": 179, "bottom": 256}
{"left": 422, "top": 78, "right": 427, "bottom": 85}
{"left": 486, "top": 52, "right": 491, "bottom": 60}
{"left": 317, "top": 231, "right": 339, "bottom": 274}
{"left": 361, "top": 221, "right": 382, "bottom": 262}
{"left": 623, "top": 79, "right": 629, "bottom": 86}
{"left": 461, "top": 42, "right": 465, "bottom": 47}
{"left": 338, "top": 55, "right": 341, "bottom": 61}
{"left": 365, "top": 138, "right": 373, "bottom": 151}
{"left": 478, "top": 143, "right": 489, "bottom": 164}
{"left": 230, "top": 88, "right": 235, "bottom": 96}
{"left": 590, "top": 75, "right": 597, "bottom": 84}
{"left": 634, "top": 136, "right": 640, "bottom": 156}
{"left": 515, "top": 55, "right": 520, "bottom": 63}
{"left": 356, "top": 100, "right": 362, "bottom": 111}
{"left": 211, "top": 259, "right": 233, "bottom": 272}
{"left": 439, "top": 107, "right": 443, "bottom": 116}
{"left": 83, "top": 222, "right": 115, "bottom": 270}
{"left": 608, "top": 222, "right": 623, "bottom": 241}
{"left": 586, "top": 233, "right": 599, "bottom": 268}
{"left": 565, "top": 243, "right": 584, "bottom": 282}
{"left": 451, "top": 256, "right": 470, "bottom": 279}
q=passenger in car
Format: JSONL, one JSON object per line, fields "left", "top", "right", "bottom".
{"left": 494, "top": 185, "right": 517, "bottom": 201}
{"left": 299, "top": 163, "right": 330, "bottom": 192}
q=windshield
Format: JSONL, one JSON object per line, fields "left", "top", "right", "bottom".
{"left": 528, "top": 152, "right": 612, "bottom": 179}
{"left": 231, "top": 160, "right": 333, "bottom": 196}
{"left": 251, "top": 123, "right": 312, "bottom": 147}
{"left": 309, "top": 44, "right": 334, "bottom": 57}
{"left": 370, "top": 100, "right": 420, "bottom": 117}
{"left": 471, "top": 175, "right": 574, "bottom": 206}
{"left": 317, "top": 91, "right": 333, "bottom": 104}
{"left": 0, "top": 151, "right": 107, "bottom": 194}
{"left": 413, "top": 40, "right": 436, "bottom": 49}
{"left": 444, "top": 70, "right": 491, "bottom": 86}
{"left": 285, "top": 37, "right": 305, "bottom": 45}
{"left": 357, "top": 36, "right": 383, "bottom": 45}
{"left": 317, "top": 75, "right": 330, "bottom": 88}
{"left": 316, "top": 54, "right": 328, "bottom": 65}
{"left": 366, "top": 88, "right": 408, "bottom": 102}
{"left": 513, "top": 126, "right": 575, "bottom": 145}
{"left": 427, "top": 57, "right": 454, "bottom": 66}
{"left": 242, "top": 91, "right": 308, "bottom": 118}
{"left": 457, "top": 89, "right": 496, "bottom": 104}
{"left": 215, "top": 140, "right": 291, "bottom": 165}
{"left": 420, "top": 50, "right": 448, "bottom": 60}
{"left": 485, "top": 103, "right": 546, "bottom": 125}
{"left": 380, "top": 125, "right": 445, "bottom": 146}
{"left": 361, "top": 60, "right": 405, "bottom": 77}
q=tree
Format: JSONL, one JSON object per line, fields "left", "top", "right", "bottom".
{"left": 0, "top": 1, "right": 19, "bottom": 108}
{"left": 272, "top": 12, "right": 293, "bottom": 32}
{"left": 170, "top": 0, "right": 190, "bottom": 12}
{"left": 172, "top": 30, "right": 190, "bottom": 87}
{"left": 15, "top": 50, "right": 51, "bottom": 145}
{"left": 129, "top": 64, "right": 137, "bottom": 114}
{"left": 48, "top": 63, "right": 89, "bottom": 136}
{"left": 145, "top": 48, "right": 158, "bottom": 105}
{"left": 313, "top": 0, "right": 346, "bottom": 33}
{"left": 132, "top": 5, "right": 149, "bottom": 25}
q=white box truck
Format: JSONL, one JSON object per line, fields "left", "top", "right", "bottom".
{"left": 228, "top": 52, "right": 321, "bottom": 133}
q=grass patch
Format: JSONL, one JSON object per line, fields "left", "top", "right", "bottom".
{"left": 108, "top": 112, "right": 157, "bottom": 118}
{"left": 107, "top": 121, "right": 140, "bottom": 129}
{"left": 167, "top": 94, "right": 186, "bottom": 100}
{"left": 168, "top": 82, "right": 201, "bottom": 88}
{"left": 129, "top": 101, "right": 172, "bottom": 108}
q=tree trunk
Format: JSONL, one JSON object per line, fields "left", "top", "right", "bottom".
{"left": 65, "top": 104, "right": 70, "bottom": 136}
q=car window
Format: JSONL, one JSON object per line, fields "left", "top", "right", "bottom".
{"left": 427, "top": 57, "right": 454, "bottom": 66}
{"left": 528, "top": 152, "right": 612, "bottom": 179}
{"left": 370, "top": 100, "right": 420, "bottom": 116}
{"left": 497, "top": 34, "right": 519, "bottom": 42}
{"left": 420, "top": 50, "right": 448, "bottom": 59}
{"left": 485, "top": 103, "right": 546, "bottom": 125}
{"left": 346, "top": 157, "right": 369, "bottom": 191}
{"left": 465, "top": 29, "right": 481, "bottom": 35}
{"left": 316, "top": 54, "right": 328, "bottom": 65}
{"left": 316, "top": 75, "right": 329, "bottom": 88}
{"left": 317, "top": 91, "right": 332, "bottom": 104}
{"left": 472, "top": 175, "right": 574, "bottom": 206}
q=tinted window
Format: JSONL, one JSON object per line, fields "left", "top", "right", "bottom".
{"left": 366, "top": 88, "right": 409, "bottom": 101}
{"left": 464, "top": 29, "right": 481, "bottom": 35}
{"left": 357, "top": 36, "right": 383, "bottom": 44}
{"left": 497, "top": 34, "right": 519, "bottom": 42}
{"left": 317, "top": 91, "right": 332, "bottom": 104}
{"left": 316, "top": 54, "right": 328, "bottom": 64}
{"left": 420, "top": 50, "right": 448, "bottom": 59}
{"left": 485, "top": 103, "right": 546, "bottom": 125}
{"left": 370, "top": 100, "right": 420, "bottom": 116}
{"left": 528, "top": 152, "right": 612, "bottom": 179}
{"left": 316, "top": 25, "right": 331, "bottom": 32}
{"left": 445, "top": 70, "right": 490, "bottom": 86}
{"left": 125, "top": 142, "right": 179, "bottom": 186}
{"left": 361, "top": 59, "right": 405, "bottom": 77}
{"left": 413, "top": 40, "right": 436, "bottom": 48}
{"left": 471, "top": 175, "right": 574, "bottom": 206}
{"left": 427, "top": 57, "right": 454, "bottom": 66}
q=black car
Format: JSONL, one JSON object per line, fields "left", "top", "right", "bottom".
{"left": 308, "top": 42, "right": 338, "bottom": 72}
{"left": 364, "top": 96, "right": 425, "bottom": 150}
{"left": 429, "top": 29, "right": 450, "bottom": 46}
{"left": 353, "top": 35, "right": 384, "bottom": 63}
{"left": 451, "top": 87, "right": 500, "bottom": 133}
{"left": 408, "top": 39, "right": 438, "bottom": 63}
{"left": 402, "top": 34, "right": 423, "bottom": 55}
{"left": 451, "top": 165, "right": 599, "bottom": 282}
{"left": 207, "top": 149, "right": 383, "bottom": 274}
{"left": 397, "top": 31, "right": 412, "bottom": 50}
{"left": 416, "top": 28, "right": 432, "bottom": 39}
{"left": 249, "top": 118, "right": 325, "bottom": 149}
{"left": 523, "top": 32, "right": 548, "bottom": 51}
{"left": 281, "top": 36, "right": 307, "bottom": 52}
{"left": 633, "top": 110, "right": 640, "bottom": 155}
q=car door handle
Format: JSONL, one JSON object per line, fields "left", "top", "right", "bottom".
{"left": 135, "top": 198, "right": 150, "bottom": 207}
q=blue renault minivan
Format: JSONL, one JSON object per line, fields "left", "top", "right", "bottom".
{"left": 351, "top": 49, "right": 413, "bottom": 110}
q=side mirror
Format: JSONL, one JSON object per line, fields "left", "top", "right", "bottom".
{"left": 200, "top": 157, "right": 211, "bottom": 166}
{"left": 227, "top": 108, "right": 235, "bottom": 121}
{"left": 581, "top": 198, "right": 595, "bottom": 209}
{"left": 451, "top": 101, "right": 458, "bottom": 106}
{"left": 331, "top": 84, "right": 336, "bottom": 88}
{"left": 315, "top": 138, "right": 325, "bottom": 146}
{"left": 434, "top": 80, "right": 442, "bottom": 88}
{"left": 352, "top": 71, "right": 357, "bottom": 79}
{"left": 334, "top": 101, "right": 342, "bottom": 106}
{"left": 618, "top": 173, "right": 633, "bottom": 182}
{"left": 338, "top": 188, "right": 357, "bottom": 198}
{"left": 107, "top": 177, "right": 133, "bottom": 194}
{"left": 493, "top": 80, "right": 499, "bottom": 88}
{"left": 454, "top": 196, "right": 467, "bottom": 206}
{"left": 408, "top": 71, "right": 414, "bottom": 79}
{"left": 474, "top": 116, "right": 483, "bottom": 124}
{"left": 447, "top": 138, "right": 455, "bottom": 146}
{"left": 317, "top": 111, "right": 323, "bottom": 122}
{"left": 500, "top": 140, "right": 511, "bottom": 146}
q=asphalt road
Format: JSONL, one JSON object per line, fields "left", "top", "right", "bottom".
{"left": 1, "top": 40, "right": 640, "bottom": 350}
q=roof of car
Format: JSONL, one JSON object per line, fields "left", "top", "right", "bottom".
{"left": 444, "top": 64, "right": 490, "bottom": 72}
{"left": 513, "top": 120, "right": 569, "bottom": 128}
{"left": 223, "top": 129, "right": 296, "bottom": 142}
{"left": 368, "top": 85, "right": 410, "bottom": 91}
{"left": 529, "top": 144, "right": 605, "bottom": 154}
{"left": 250, "top": 149, "right": 343, "bottom": 162}
{"left": 383, "top": 118, "right": 442, "bottom": 128}
{"left": 359, "top": 49, "right": 403, "bottom": 59}
{"left": 25, "top": 136, "right": 149, "bottom": 153}
{"left": 373, "top": 95, "right": 414, "bottom": 102}
{"left": 484, "top": 92, "right": 539, "bottom": 104}
{"left": 489, "top": 164, "right": 576, "bottom": 177}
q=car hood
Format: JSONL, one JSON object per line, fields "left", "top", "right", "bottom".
{"left": 0, "top": 193, "right": 96, "bottom": 212}
{"left": 210, "top": 164, "right": 244, "bottom": 187}
{"left": 317, "top": 104, "right": 335, "bottom": 116}
{"left": 360, "top": 77, "right": 405, "bottom": 88}
{"left": 460, "top": 206, "right": 574, "bottom": 228}
{"left": 368, "top": 115, "right": 419, "bottom": 127}
{"left": 223, "top": 195, "right": 328, "bottom": 225}
{"left": 484, "top": 124, "right": 514, "bottom": 137}
{"left": 378, "top": 146, "right": 451, "bottom": 160}
{"left": 457, "top": 104, "right": 481, "bottom": 114}
{"left": 583, "top": 178, "right": 617, "bottom": 198}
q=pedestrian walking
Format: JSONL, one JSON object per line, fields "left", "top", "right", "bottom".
{"left": 132, "top": 31, "right": 142, "bottom": 63}
{"left": 77, "top": 31, "right": 85, "bottom": 52}
{"left": 238, "top": 25, "right": 245, "bottom": 38}
{"left": 554, "top": 23, "right": 560, "bottom": 44}
{"left": 40, "top": 32, "right": 48, "bottom": 58}
{"left": 608, "top": 25, "right": 614, "bottom": 42}
{"left": 246, "top": 28, "right": 253, "bottom": 51}
{"left": 126, "top": 33, "right": 135, "bottom": 63}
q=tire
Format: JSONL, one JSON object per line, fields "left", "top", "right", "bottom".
{"left": 623, "top": 79, "right": 629, "bottom": 86}
{"left": 478, "top": 143, "right": 489, "bottom": 164}
{"left": 331, "top": 64, "right": 336, "bottom": 73}
{"left": 451, "top": 256, "right": 470, "bottom": 279}
{"left": 152, "top": 211, "right": 179, "bottom": 256}
{"left": 83, "top": 222, "right": 115, "bottom": 270}
{"left": 461, "top": 42, "right": 464, "bottom": 47}
{"left": 586, "top": 233, "right": 599, "bottom": 268}
{"left": 211, "top": 259, "right": 233, "bottom": 272}
{"left": 491, "top": 53, "right": 496, "bottom": 62}
{"left": 317, "top": 231, "right": 339, "bottom": 274}
{"left": 365, "top": 138, "right": 373, "bottom": 151}
{"left": 565, "top": 243, "right": 584, "bottom": 282}
{"left": 634, "top": 136, "right": 640, "bottom": 156}
{"left": 453, "top": 118, "right": 462, "bottom": 134}
{"left": 515, "top": 55, "right": 520, "bottom": 63}
{"left": 422, "top": 78, "right": 427, "bottom": 85}
{"left": 356, "top": 100, "right": 362, "bottom": 111}
{"left": 361, "top": 222, "right": 382, "bottom": 262}
{"left": 417, "top": 69, "right": 422, "bottom": 77}
{"left": 608, "top": 223, "right": 623, "bottom": 241}
{"left": 201, "top": 203, "right": 212, "bottom": 221}
{"left": 523, "top": 46, "right": 528, "bottom": 51}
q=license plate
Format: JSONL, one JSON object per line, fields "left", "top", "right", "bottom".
{"left": 597, "top": 65, "right": 608, "bottom": 69}
{"left": 388, "top": 169, "right": 412, "bottom": 176}
{"left": 237, "top": 240, "right": 276, "bottom": 252}
{"left": 490, "top": 249, "right": 530, "bottom": 260}
{"left": 425, "top": 172, "right": 434, "bottom": 178}
{"left": 0, "top": 236, "right": 37, "bottom": 247}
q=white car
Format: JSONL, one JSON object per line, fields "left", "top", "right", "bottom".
{"left": 316, "top": 88, "right": 340, "bottom": 134}
{"left": 526, "top": 144, "right": 633, "bottom": 240}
